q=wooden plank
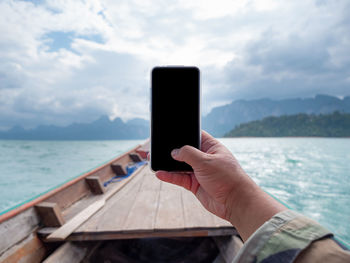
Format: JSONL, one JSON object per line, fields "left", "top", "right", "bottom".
{"left": 44, "top": 177, "right": 92, "bottom": 211}
{"left": 35, "top": 202, "right": 65, "bottom": 227}
{"left": 0, "top": 208, "right": 40, "bottom": 255}
{"left": 38, "top": 227, "right": 236, "bottom": 241}
{"left": 42, "top": 242, "right": 87, "bottom": 263}
{"left": 62, "top": 194, "right": 101, "bottom": 222}
{"left": 0, "top": 144, "right": 141, "bottom": 224}
{"left": 46, "top": 165, "right": 146, "bottom": 241}
{"left": 181, "top": 188, "right": 216, "bottom": 228}
{"left": 37, "top": 166, "right": 237, "bottom": 242}
{"left": 90, "top": 164, "right": 115, "bottom": 184}
{"left": 155, "top": 182, "right": 185, "bottom": 230}
{"left": 85, "top": 176, "right": 105, "bottom": 195}
{"left": 129, "top": 153, "right": 143, "bottom": 162}
{"left": 77, "top": 168, "right": 145, "bottom": 232}
{"left": 110, "top": 164, "right": 127, "bottom": 176}
{"left": 103, "top": 165, "right": 146, "bottom": 201}
{"left": 0, "top": 233, "right": 46, "bottom": 263}
{"left": 122, "top": 169, "right": 161, "bottom": 231}
{"left": 46, "top": 199, "right": 106, "bottom": 241}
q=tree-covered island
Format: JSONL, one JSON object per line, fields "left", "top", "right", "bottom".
{"left": 224, "top": 112, "right": 350, "bottom": 137}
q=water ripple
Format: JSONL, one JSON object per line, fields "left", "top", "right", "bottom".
{"left": 219, "top": 138, "right": 350, "bottom": 244}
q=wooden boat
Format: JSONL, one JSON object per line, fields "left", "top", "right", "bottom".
{"left": 0, "top": 141, "right": 243, "bottom": 262}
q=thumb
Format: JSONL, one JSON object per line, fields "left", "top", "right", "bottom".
{"left": 171, "top": 145, "right": 207, "bottom": 168}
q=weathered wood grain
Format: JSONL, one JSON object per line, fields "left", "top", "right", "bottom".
{"left": 46, "top": 165, "right": 147, "bottom": 241}
{"left": 181, "top": 188, "right": 215, "bottom": 228}
{"left": 129, "top": 153, "right": 143, "bottom": 163}
{"left": 155, "top": 182, "right": 185, "bottom": 230}
{"left": 42, "top": 242, "right": 87, "bottom": 263}
{"left": 85, "top": 176, "right": 105, "bottom": 195}
{"left": 35, "top": 202, "right": 65, "bottom": 227}
{"left": 0, "top": 208, "right": 40, "bottom": 255}
{"left": 110, "top": 164, "right": 127, "bottom": 176}
{"left": 38, "top": 165, "right": 236, "bottom": 242}
{"left": 0, "top": 233, "right": 46, "bottom": 263}
{"left": 0, "top": 145, "right": 142, "bottom": 226}
{"left": 38, "top": 227, "right": 237, "bottom": 241}
{"left": 122, "top": 169, "right": 161, "bottom": 231}
{"left": 78, "top": 169, "right": 145, "bottom": 232}
{"left": 46, "top": 199, "right": 105, "bottom": 241}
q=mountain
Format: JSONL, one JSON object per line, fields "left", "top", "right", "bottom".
{"left": 1, "top": 94, "right": 350, "bottom": 140}
{"left": 0, "top": 116, "right": 149, "bottom": 140}
{"left": 225, "top": 112, "right": 350, "bottom": 137}
{"left": 202, "top": 95, "right": 350, "bottom": 136}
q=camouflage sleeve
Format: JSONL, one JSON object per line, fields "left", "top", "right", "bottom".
{"left": 232, "top": 210, "right": 350, "bottom": 263}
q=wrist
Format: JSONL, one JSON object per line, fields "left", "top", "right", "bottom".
{"left": 225, "top": 176, "right": 260, "bottom": 226}
{"left": 225, "top": 175, "right": 286, "bottom": 241}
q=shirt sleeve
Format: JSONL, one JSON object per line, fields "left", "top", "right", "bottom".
{"left": 232, "top": 210, "right": 350, "bottom": 263}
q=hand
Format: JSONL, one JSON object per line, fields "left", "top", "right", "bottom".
{"left": 155, "top": 130, "right": 286, "bottom": 241}
{"left": 156, "top": 130, "right": 249, "bottom": 220}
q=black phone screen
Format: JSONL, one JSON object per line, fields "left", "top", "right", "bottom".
{"left": 151, "top": 66, "right": 200, "bottom": 172}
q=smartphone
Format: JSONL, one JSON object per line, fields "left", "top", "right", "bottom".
{"left": 151, "top": 66, "right": 201, "bottom": 172}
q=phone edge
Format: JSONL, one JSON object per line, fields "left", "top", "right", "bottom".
{"left": 149, "top": 66, "right": 201, "bottom": 173}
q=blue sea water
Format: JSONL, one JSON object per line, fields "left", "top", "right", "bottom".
{"left": 219, "top": 138, "right": 350, "bottom": 245}
{"left": 0, "top": 140, "right": 143, "bottom": 213}
{"left": 0, "top": 138, "right": 349, "bottom": 244}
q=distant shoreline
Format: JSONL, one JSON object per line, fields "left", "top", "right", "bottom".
{"left": 224, "top": 112, "right": 350, "bottom": 138}
{"left": 0, "top": 138, "right": 146, "bottom": 142}
{"left": 1, "top": 137, "right": 349, "bottom": 142}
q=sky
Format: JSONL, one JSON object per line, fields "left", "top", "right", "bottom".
{"left": 0, "top": 0, "right": 349, "bottom": 129}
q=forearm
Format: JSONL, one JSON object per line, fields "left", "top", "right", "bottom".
{"left": 231, "top": 210, "right": 348, "bottom": 263}
{"left": 226, "top": 176, "right": 287, "bottom": 241}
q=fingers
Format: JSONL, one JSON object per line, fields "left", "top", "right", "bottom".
{"left": 156, "top": 171, "right": 193, "bottom": 191}
{"left": 171, "top": 145, "right": 208, "bottom": 168}
{"left": 156, "top": 171, "right": 200, "bottom": 194}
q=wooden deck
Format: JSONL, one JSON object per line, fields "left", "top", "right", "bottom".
{"left": 39, "top": 164, "right": 235, "bottom": 241}
{"left": 0, "top": 142, "right": 241, "bottom": 263}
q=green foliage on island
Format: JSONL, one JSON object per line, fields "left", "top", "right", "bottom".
{"left": 224, "top": 112, "right": 350, "bottom": 137}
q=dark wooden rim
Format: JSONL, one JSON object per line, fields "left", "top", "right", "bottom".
{"left": 0, "top": 144, "right": 142, "bottom": 224}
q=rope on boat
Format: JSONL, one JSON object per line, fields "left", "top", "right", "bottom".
{"left": 103, "top": 161, "right": 147, "bottom": 187}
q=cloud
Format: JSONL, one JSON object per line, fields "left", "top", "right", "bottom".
{"left": 205, "top": 0, "right": 350, "bottom": 105}
{"left": 0, "top": 0, "right": 349, "bottom": 129}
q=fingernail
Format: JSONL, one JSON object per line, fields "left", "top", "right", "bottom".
{"left": 171, "top": 149, "right": 179, "bottom": 157}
